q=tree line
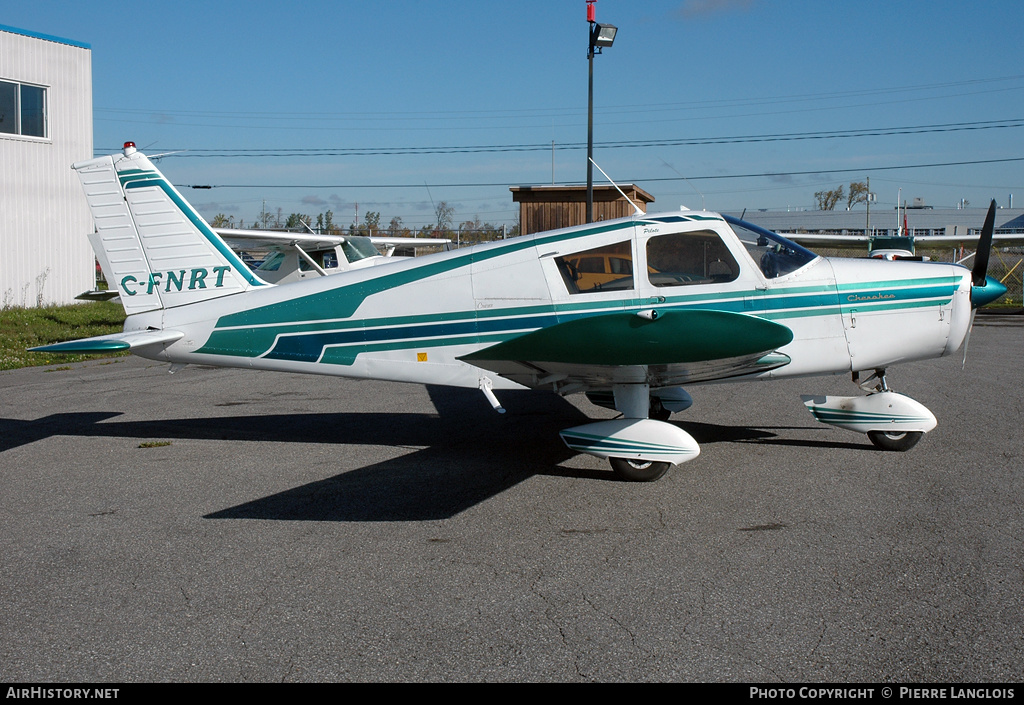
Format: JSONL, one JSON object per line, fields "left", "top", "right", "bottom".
{"left": 209, "top": 200, "right": 519, "bottom": 244}
{"left": 814, "top": 181, "right": 869, "bottom": 211}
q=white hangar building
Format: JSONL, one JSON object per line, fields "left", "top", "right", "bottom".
{"left": 1, "top": 24, "right": 93, "bottom": 307}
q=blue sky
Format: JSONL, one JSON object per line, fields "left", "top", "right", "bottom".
{"left": 6, "top": 0, "right": 1023, "bottom": 229}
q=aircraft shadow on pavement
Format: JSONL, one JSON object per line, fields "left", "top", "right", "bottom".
{"left": 0, "top": 387, "right": 599, "bottom": 521}
{"left": 682, "top": 420, "right": 868, "bottom": 451}
{"left": 0, "top": 386, "right": 865, "bottom": 521}
{"left": 208, "top": 386, "right": 600, "bottom": 521}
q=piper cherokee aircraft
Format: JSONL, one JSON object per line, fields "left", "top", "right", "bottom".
{"left": 32, "top": 142, "right": 1008, "bottom": 482}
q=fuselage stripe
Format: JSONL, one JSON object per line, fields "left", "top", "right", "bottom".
{"left": 197, "top": 276, "right": 960, "bottom": 364}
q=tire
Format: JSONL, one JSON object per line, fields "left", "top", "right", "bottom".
{"left": 867, "top": 430, "right": 923, "bottom": 452}
{"left": 609, "top": 457, "right": 671, "bottom": 482}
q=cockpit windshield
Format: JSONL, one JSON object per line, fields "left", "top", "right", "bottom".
{"left": 342, "top": 237, "right": 382, "bottom": 263}
{"left": 724, "top": 215, "right": 818, "bottom": 279}
{"left": 256, "top": 251, "right": 285, "bottom": 272}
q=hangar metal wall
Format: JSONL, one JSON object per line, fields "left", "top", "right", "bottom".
{"left": 1, "top": 26, "right": 93, "bottom": 307}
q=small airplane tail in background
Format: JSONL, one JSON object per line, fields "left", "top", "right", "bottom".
{"left": 75, "top": 142, "right": 268, "bottom": 315}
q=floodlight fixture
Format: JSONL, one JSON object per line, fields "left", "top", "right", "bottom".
{"left": 593, "top": 23, "right": 617, "bottom": 49}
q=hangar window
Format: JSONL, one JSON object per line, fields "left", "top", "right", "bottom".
{"left": 555, "top": 240, "right": 635, "bottom": 294}
{"left": 0, "top": 80, "right": 47, "bottom": 138}
{"left": 646, "top": 230, "right": 739, "bottom": 287}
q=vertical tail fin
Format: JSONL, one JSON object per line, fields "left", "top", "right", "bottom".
{"left": 74, "top": 142, "right": 267, "bottom": 314}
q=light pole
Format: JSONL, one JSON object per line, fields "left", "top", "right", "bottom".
{"left": 586, "top": 1, "right": 616, "bottom": 223}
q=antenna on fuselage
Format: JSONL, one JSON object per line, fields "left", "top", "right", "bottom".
{"left": 659, "top": 158, "right": 705, "bottom": 211}
{"left": 588, "top": 157, "right": 644, "bottom": 217}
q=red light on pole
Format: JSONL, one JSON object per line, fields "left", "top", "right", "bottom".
{"left": 587, "top": 0, "right": 596, "bottom": 23}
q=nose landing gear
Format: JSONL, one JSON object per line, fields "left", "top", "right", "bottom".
{"left": 801, "top": 368, "right": 937, "bottom": 452}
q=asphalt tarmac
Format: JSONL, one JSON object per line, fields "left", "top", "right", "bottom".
{"left": 1, "top": 319, "right": 1021, "bottom": 683}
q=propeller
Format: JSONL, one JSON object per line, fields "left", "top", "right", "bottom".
{"left": 962, "top": 200, "right": 1006, "bottom": 367}
{"left": 969, "top": 200, "right": 1006, "bottom": 308}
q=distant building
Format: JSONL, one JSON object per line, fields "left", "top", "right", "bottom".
{"left": 511, "top": 185, "right": 654, "bottom": 236}
{"left": 1, "top": 25, "right": 93, "bottom": 307}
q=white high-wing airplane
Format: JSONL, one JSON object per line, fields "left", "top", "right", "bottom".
{"left": 785, "top": 225, "right": 1024, "bottom": 261}
{"left": 81, "top": 229, "right": 450, "bottom": 295}
{"left": 34, "top": 143, "right": 1007, "bottom": 481}
{"left": 215, "top": 228, "right": 451, "bottom": 284}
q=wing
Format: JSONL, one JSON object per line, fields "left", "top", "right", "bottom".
{"left": 460, "top": 309, "right": 793, "bottom": 390}
{"left": 784, "top": 232, "right": 1024, "bottom": 250}
{"left": 214, "top": 228, "right": 450, "bottom": 252}
{"left": 916, "top": 233, "right": 1024, "bottom": 248}
{"left": 369, "top": 236, "right": 451, "bottom": 249}
{"left": 784, "top": 233, "right": 871, "bottom": 250}
{"left": 215, "top": 228, "right": 346, "bottom": 252}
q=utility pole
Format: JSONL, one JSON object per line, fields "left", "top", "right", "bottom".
{"left": 585, "top": 0, "right": 617, "bottom": 223}
{"left": 865, "top": 177, "right": 870, "bottom": 238}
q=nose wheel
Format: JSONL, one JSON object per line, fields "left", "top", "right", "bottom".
{"left": 867, "top": 430, "right": 923, "bottom": 452}
{"left": 802, "top": 385, "right": 936, "bottom": 453}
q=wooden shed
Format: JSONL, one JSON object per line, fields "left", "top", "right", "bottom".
{"left": 510, "top": 185, "right": 655, "bottom": 236}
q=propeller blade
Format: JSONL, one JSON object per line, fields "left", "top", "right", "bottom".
{"left": 968, "top": 199, "right": 1007, "bottom": 308}
{"left": 971, "top": 200, "right": 996, "bottom": 287}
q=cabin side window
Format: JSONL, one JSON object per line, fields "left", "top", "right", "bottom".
{"left": 555, "top": 240, "right": 635, "bottom": 294}
{"left": 645, "top": 231, "right": 739, "bottom": 287}
{"left": 298, "top": 250, "right": 339, "bottom": 271}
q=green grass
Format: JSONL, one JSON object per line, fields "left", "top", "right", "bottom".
{"left": 0, "top": 301, "right": 127, "bottom": 371}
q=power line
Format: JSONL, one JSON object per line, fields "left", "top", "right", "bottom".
{"left": 107, "top": 118, "right": 1024, "bottom": 159}
{"left": 178, "top": 156, "right": 1024, "bottom": 190}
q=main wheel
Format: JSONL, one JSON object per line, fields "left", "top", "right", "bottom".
{"left": 867, "top": 430, "right": 923, "bottom": 452}
{"left": 609, "top": 457, "right": 671, "bottom": 482}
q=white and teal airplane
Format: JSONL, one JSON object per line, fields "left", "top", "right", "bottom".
{"left": 34, "top": 142, "right": 1007, "bottom": 481}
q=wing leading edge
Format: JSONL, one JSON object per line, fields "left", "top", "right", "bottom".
{"left": 29, "top": 329, "right": 184, "bottom": 354}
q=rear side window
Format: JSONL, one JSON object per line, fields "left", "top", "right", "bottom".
{"left": 646, "top": 231, "right": 739, "bottom": 287}
{"left": 555, "top": 240, "right": 635, "bottom": 294}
